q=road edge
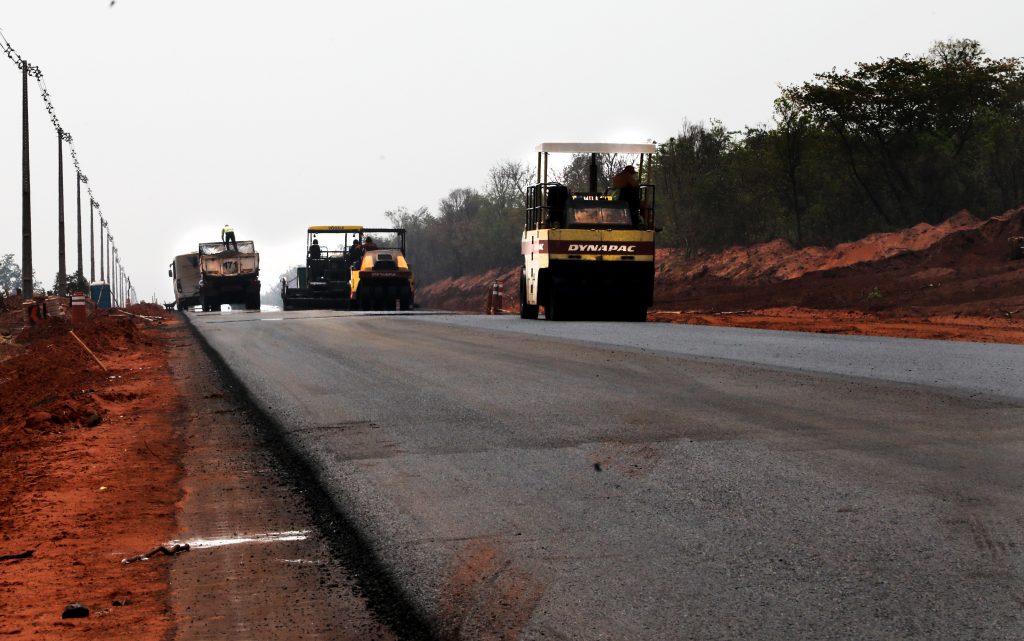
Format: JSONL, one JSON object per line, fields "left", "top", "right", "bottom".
{"left": 180, "top": 312, "right": 438, "bottom": 641}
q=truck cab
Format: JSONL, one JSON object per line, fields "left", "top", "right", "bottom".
{"left": 168, "top": 252, "right": 201, "bottom": 311}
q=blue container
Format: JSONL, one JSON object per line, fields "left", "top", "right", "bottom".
{"left": 90, "top": 282, "right": 111, "bottom": 309}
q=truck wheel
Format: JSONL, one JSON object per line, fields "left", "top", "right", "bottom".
{"left": 520, "top": 276, "right": 539, "bottom": 320}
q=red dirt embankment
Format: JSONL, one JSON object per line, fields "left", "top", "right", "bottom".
{"left": 417, "top": 207, "right": 1024, "bottom": 343}
{"left": 0, "top": 306, "right": 179, "bottom": 639}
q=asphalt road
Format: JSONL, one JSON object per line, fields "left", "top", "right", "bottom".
{"left": 189, "top": 310, "right": 1024, "bottom": 640}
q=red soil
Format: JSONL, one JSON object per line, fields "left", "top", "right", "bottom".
{"left": 417, "top": 207, "right": 1024, "bottom": 343}
{"left": 0, "top": 306, "right": 180, "bottom": 639}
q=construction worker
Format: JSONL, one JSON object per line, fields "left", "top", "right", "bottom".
{"left": 309, "top": 238, "right": 322, "bottom": 259}
{"left": 222, "top": 224, "right": 237, "bottom": 251}
{"left": 362, "top": 236, "right": 379, "bottom": 251}
{"left": 349, "top": 239, "right": 363, "bottom": 271}
{"left": 612, "top": 166, "right": 642, "bottom": 227}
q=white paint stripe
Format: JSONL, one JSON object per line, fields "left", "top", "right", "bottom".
{"left": 171, "top": 529, "right": 311, "bottom": 549}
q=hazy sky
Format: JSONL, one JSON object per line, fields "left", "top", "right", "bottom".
{"left": 2, "top": 0, "right": 1022, "bottom": 300}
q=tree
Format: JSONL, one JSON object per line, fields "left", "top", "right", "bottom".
{"left": 53, "top": 270, "right": 88, "bottom": 296}
{"left": 0, "top": 254, "right": 20, "bottom": 295}
{"left": 781, "top": 39, "right": 1024, "bottom": 226}
{"left": 0, "top": 254, "right": 41, "bottom": 295}
{"left": 261, "top": 265, "right": 303, "bottom": 305}
{"left": 554, "top": 153, "right": 638, "bottom": 193}
{"left": 773, "top": 97, "right": 810, "bottom": 245}
{"left": 486, "top": 160, "right": 533, "bottom": 210}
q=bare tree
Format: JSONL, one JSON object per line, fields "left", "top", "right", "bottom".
{"left": 554, "top": 153, "right": 642, "bottom": 192}
{"left": 486, "top": 160, "right": 533, "bottom": 210}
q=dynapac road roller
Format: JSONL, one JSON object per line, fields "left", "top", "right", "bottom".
{"left": 520, "top": 142, "right": 657, "bottom": 321}
{"left": 349, "top": 228, "right": 415, "bottom": 311}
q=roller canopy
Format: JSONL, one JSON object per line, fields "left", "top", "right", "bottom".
{"left": 308, "top": 225, "right": 363, "bottom": 233}
{"left": 535, "top": 142, "right": 656, "bottom": 154}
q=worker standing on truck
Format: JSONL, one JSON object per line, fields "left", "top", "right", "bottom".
{"left": 222, "top": 224, "right": 237, "bottom": 251}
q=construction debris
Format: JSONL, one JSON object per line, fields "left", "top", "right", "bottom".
{"left": 61, "top": 603, "right": 90, "bottom": 619}
{"left": 121, "top": 542, "right": 190, "bottom": 565}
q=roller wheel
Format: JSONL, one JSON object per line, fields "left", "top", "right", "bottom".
{"left": 520, "top": 276, "right": 539, "bottom": 320}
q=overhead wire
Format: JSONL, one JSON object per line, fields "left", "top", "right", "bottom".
{"left": 2, "top": 25, "right": 134, "bottom": 302}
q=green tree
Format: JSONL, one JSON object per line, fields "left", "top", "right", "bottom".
{"left": 781, "top": 39, "right": 1024, "bottom": 227}
{"left": 0, "top": 254, "right": 20, "bottom": 295}
{"left": 52, "top": 270, "right": 88, "bottom": 296}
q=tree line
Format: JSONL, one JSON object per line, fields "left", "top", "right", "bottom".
{"left": 337, "top": 39, "right": 1024, "bottom": 287}
{"left": 653, "top": 39, "right": 1024, "bottom": 253}
{"left": 0, "top": 252, "right": 87, "bottom": 300}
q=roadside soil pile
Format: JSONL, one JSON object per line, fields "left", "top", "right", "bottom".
{"left": 0, "top": 305, "right": 180, "bottom": 639}
{"left": 417, "top": 206, "right": 1024, "bottom": 343}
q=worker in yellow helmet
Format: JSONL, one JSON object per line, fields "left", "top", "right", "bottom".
{"left": 222, "top": 224, "right": 237, "bottom": 252}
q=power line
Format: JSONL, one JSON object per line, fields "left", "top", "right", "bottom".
{"left": 2, "top": 26, "right": 134, "bottom": 305}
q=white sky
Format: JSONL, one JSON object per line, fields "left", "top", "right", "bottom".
{"left": 1, "top": 0, "right": 1022, "bottom": 301}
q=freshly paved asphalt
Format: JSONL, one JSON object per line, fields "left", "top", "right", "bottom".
{"left": 189, "top": 309, "right": 1024, "bottom": 640}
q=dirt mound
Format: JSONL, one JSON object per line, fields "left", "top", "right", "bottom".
{"left": 420, "top": 268, "right": 520, "bottom": 315}
{"left": 127, "top": 302, "right": 170, "bottom": 317}
{"left": 656, "top": 209, "right": 988, "bottom": 283}
{"left": 0, "top": 311, "right": 165, "bottom": 446}
{"left": 655, "top": 206, "right": 1024, "bottom": 316}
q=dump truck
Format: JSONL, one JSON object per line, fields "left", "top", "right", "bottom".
{"left": 197, "top": 240, "right": 261, "bottom": 311}
{"left": 520, "top": 142, "right": 657, "bottom": 321}
{"left": 281, "top": 226, "right": 362, "bottom": 310}
{"left": 168, "top": 252, "right": 201, "bottom": 311}
{"left": 350, "top": 228, "right": 415, "bottom": 311}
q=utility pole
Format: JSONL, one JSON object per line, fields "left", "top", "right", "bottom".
{"left": 107, "top": 233, "right": 112, "bottom": 293}
{"left": 57, "top": 129, "right": 67, "bottom": 294}
{"left": 21, "top": 61, "right": 33, "bottom": 296}
{"left": 89, "top": 199, "right": 95, "bottom": 282}
{"left": 76, "top": 171, "right": 83, "bottom": 285}
{"left": 99, "top": 218, "right": 104, "bottom": 281}
{"left": 112, "top": 252, "right": 118, "bottom": 307}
